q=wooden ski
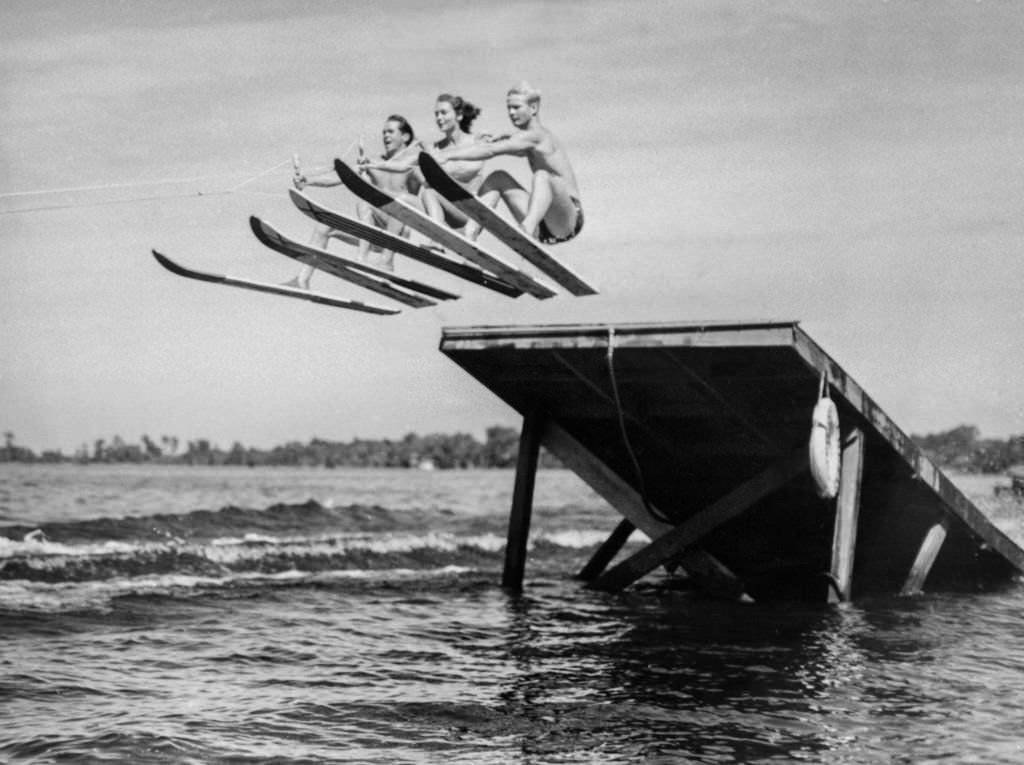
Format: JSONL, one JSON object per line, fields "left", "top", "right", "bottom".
{"left": 250, "top": 216, "right": 454, "bottom": 307}
{"left": 334, "top": 159, "right": 556, "bottom": 299}
{"left": 288, "top": 189, "right": 521, "bottom": 298}
{"left": 151, "top": 251, "right": 399, "bottom": 315}
{"left": 417, "top": 152, "right": 598, "bottom": 296}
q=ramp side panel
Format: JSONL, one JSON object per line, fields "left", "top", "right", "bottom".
{"left": 791, "top": 327, "right": 1024, "bottom": 574}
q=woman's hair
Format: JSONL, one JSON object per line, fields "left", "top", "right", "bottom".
{"left": 507, "top": 81, "right": 541, "bottom": 107}
{"left": 435, "top": 93, "right": 481, "bottom": 133}
{"left": 385, "top": 114, "right": 415, "bottom": 143}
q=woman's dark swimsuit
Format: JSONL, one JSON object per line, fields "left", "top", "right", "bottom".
{"left": 537, "top": 197, "right": 584, "bottom": 245}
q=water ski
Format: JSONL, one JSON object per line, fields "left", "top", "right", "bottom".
{"left": 334, "top": 158, "right": 556, "bottom": 299}
{"left": 417, "top": 152, "right": 597, "bottom": 297}
{"left": 250, "top": 216, "right": 454, "bottom": 307}
{"left": 289, "top": 189, "right": 522, "bottom": 298}
{"left": 151, "top": 251, "right": 399, "bottom": 315}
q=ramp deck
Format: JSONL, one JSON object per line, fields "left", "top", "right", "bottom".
{"left": 440, "top": 320, "right": 1024, "bottom": 602}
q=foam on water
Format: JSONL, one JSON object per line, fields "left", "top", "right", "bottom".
{"left": 1, "top": 497, "right": 618, "bottom": 593}
{"left": 0, "top": 563, "right": 480, "bottom": 613}
{"left": 0, "top": 491, "right": 620, "bottom": 616}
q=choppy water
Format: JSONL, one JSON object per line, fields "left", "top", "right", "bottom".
{"left": 2, "top": 464, "right": 1024, "bottom": 763}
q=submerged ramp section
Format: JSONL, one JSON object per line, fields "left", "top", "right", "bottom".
{"left": 440, "top": 321, "right": 1024, "bottom": 602}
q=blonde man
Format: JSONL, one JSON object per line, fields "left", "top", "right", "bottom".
{"left": 435, "top": 82, "right": 583, "bottom": 245}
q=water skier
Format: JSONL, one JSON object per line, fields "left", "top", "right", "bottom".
{"left": 433, "top": 81, "right": 583, "bottom": 245}
{"left": 421, "top": 94, "right": 486, "bottom": 230}
{"left": 360, "top": 93, "right": 486, "bottom": 234}
{"left": 288, "top": 114, "right": 421, "bottom": 286}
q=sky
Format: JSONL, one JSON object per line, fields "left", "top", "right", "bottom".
{"left": 1, "top": 0, "right": 1022, "bottom": 454}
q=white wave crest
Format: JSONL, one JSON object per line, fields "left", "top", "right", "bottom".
{"left": 1, "top": 526, "right": 608, "bottom": 570}
{"left": 0, "top": 564, "right": 477, "bottom": 613}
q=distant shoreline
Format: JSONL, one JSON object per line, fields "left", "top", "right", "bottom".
{"left": 0, "top": 426, "right": 562, "bottom": 470}
{"left": 2, "top": 424, "right": 1021, "bottom": 474}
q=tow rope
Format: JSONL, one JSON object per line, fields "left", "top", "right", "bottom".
{"left": 606, "top": 328, "right": 672, "bottom": 524}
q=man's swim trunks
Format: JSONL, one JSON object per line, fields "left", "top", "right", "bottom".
{"left": 537, "top": 197, "right": 584, "bottom": 245}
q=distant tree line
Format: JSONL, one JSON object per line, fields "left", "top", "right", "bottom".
{"left": 2, "top": 425, "right": 1021, "bottom": 473}
{"left": 0, "top": 426, "right": 563, "bottom": 469}
{"left": 910, "top": 425, "right": 1024, "bottom": 474}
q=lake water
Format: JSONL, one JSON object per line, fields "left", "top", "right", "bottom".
{"left": 2, "top": 463, "right": 1024, "bottom": 763}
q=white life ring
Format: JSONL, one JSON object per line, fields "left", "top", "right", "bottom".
{"left": 809, "top": 397, "right": 841, "bottom": 499}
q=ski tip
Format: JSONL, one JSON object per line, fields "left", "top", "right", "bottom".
{"left": 417, "top": 152, "right": 471, "bottom": 200}
{"left": 249, "top": 217, "right": 294, "bottom": 256}
{"left": 334, "top": 157, "right": 391, "bottom": 207}
{"left": 152, "top": 249, "right": 184, "bottom": 274}
{"left": 151, "top": 250, "right": 223, "bottom": 284}
{"left": 333, "top": 157, "right": 351, "bottom": 178}
{"left": 287, "top": 188, "right": 318, "bottom": 219}
{"left": 247, "top": 215, "right": 267, "bottom": 242}
{"left": 250, "top": 215, "right": 284, "bottom": 245}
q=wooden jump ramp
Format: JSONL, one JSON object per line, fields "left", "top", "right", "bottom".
{"left": 440, "top": 320, "right": 1024, "bottom": 603}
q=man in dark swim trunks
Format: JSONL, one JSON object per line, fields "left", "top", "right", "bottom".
{"left": 434, "top": 81, "right": 584, "bottom": 245}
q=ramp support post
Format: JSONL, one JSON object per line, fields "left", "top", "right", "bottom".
{"left": 503, "top": 409, "right": 545, "bottom": 591}
{"left": 900, "top": 517, "right": 950, "bottom": 595}
{"left": 829, "top": 429, "right": 865, "bottom": 602}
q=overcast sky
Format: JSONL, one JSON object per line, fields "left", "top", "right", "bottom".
{"left": 2, "top": 0, "right": 1022, "bottom": 453}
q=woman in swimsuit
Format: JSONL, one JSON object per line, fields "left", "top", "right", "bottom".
{"left": 420, "top": 94, "right": 485, "bottom": 230}
{"left": 360, "top": 93, "right": 485, "bottom": 234}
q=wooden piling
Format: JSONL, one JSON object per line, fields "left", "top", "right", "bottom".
{"left": 502, "top": 410, "right": 544, "bottom": 591}
{"left": 828, "top": 429, "right": 865, "bottom": 602}
{"left": 900, "top": 518, "right": 950, "bottom": 595}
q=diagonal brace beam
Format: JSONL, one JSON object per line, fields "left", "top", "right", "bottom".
{"left": 592, "top": 447, "right": 809, "bottom": 591}
{"left": 541, "top": 420, "right": 672, "bottom": 538}
{"left": 544, "top": 421, "right": 748, "bottom": 596}
{"left": 577, "top": 518, "right": 635, "bottom": 581}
